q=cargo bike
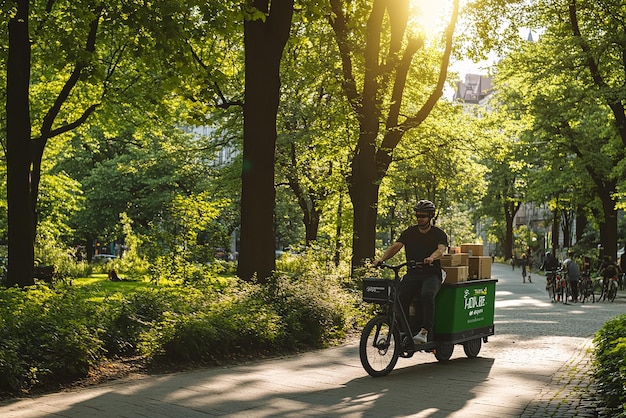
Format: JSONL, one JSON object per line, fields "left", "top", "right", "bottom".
{"left": 360, "top": 261, "right": 497, "bottom": 377}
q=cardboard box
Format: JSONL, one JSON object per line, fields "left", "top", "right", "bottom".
{"left": 461, "top": 243, "right": 484, "bottom": 256}
{"left": 468, "top": 256, "right": 492, "bottom": 279}
{"left": 459, "top": 253, "right": 469, "bottom": 266}
{"left": 440, "top": 253, "right": 462, "bottom": 267}
{"left": 448, "top": 246, "right": 461, "bottom": 254}
{"left": 442, "top": 265, "right": 468, "bottom": 283}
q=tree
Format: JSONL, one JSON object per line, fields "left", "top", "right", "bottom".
{"left": 378, "top": 104, "right": 485, "bottom": 247}
{"left": 237, "top": 0, "right": 294, "bottom": 282}
{"left": 275, "top": 16, "right": 353, "bottom": 249}
{"left": 55, "top": 125, "right": 231, "bottom": 260}
{"left": 464, "top": 0, "right": 626, "bottom": 261}
{"left": 2, "top": 1, "right": 233, "bottom": 287}
{"left": 328, "top": 0, "right": 460, "bottom": 271}
{"left": 494, "top": 27, "right": 621, "bottom": 261}
{"left": 6, "top": 0, "right": 35, "bottom": 287}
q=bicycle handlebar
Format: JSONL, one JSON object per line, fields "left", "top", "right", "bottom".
{"left": 376, "top": 260, "right": 425, "bottom": 270}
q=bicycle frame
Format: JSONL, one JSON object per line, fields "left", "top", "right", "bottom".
{"left": 372, "top": 262, "right": 421, "bottom": 352}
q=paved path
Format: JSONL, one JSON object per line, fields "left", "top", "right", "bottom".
{"left": 0, "top": 263, "right": 623, "bottom": 417}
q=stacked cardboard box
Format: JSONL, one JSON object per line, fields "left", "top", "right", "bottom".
{"left": 442, "top": 265, "right": 469, "bottom": 283}
{"left": 440, "top": 253, "right": 462, "bottom": 267}
{"left": 441, "top": 243, "right": 492, "bottom": 282}
{"left": 460, "top": 243, "right": 484, "bottom": 256}
{"left": 468, "top": 256, "right": 492, "bottom": 280}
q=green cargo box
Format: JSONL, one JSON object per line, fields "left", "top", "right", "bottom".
{"left": 433, "top": 279, "right": 497, "bottom": 343}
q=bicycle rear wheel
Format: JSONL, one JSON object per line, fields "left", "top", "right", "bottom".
{"left": 581, "top": 282, "right": 595, "bottom": 303}
{"left": 563, "top": 282, "right": 570, "bottom": 303}
{"left": 593, "top": 280, "right": 604, "bottom": 301}
{"left": 463, "top": 338, "right": 482, "bottom": 358}
{"left": 608, "top": 281, "right": 617, "bottom": 302}
{"left": 359, "top": 315, "right": 400, "bottom": 377}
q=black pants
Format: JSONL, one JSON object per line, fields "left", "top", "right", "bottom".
{"left": 398, "top": 272, "right": 441, "bottom": 334}
{"left": 568, "top": 279, "right": 578, "bottom": 301}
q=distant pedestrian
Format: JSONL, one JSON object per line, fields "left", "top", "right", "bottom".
{"left": 563, "top": 252, "right": 579, "bottom": 302}
{"left": 522, "top": 254, "right": 532, "bottom": 283}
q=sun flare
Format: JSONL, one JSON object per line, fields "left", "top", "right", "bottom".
{"left": 409, "top": 0, "right": 454, "bottom": 38}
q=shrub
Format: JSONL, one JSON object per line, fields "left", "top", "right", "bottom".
{"left": 0, "top": 286, "right": 105, "bottom": 391}
{"left": 0, "top": 254, "right": 363, "bottom": 395}
{"left": 138, "top": 281, "right": 282, "bottom": 362}
{"left": 267, "top": 250, "right": 361, "bottom": 349}
{"left": 594, "top": 313, "right": 626, "bottom": 416}
{"left": 100, "top": 289, "right": 174, "bottom": 356}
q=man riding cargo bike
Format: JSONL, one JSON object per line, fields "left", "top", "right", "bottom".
{"left": 361, "top": 200, "right": 497, "bottom": 376}
{"left": 373, "top": 199, "right": 447, "bottom": 345}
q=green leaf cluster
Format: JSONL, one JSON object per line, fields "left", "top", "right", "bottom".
{"left": 594, "top": 314, "right": 626, "bottom": 416}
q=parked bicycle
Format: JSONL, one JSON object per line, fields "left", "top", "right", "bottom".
{"left": 551, "top": 268, "right": 569, "bottom": 304}
{"left": 578, "top": 270, "right": 595, "bottom": 303}
{"left": 601, "top": 275, "right": 619, "bottom": 303}
{"left": 545, "top": 269, "right": 558, "bottom": 303}
{"left": 360, "top": 261, "right": 496, "bottom": 377}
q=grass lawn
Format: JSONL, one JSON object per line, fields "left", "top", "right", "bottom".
{"left": 66, "top": 273, "right": 155, "bottom": 301}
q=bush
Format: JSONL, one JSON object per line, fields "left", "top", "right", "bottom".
{"left": 0, "top": 255, "right": 363, "bottom": 395}
{"left": 142, "top": 292, "right": 282, "bottom": 362}
{"left": 0, "top": 286, "right": 105, "bottom": 392}
{"left": 100, "top": 289, "right": 175, "bottom": 357}
{"left": 594, "top": 313, "right": 626, "bottom": 416}
{"left": 270, "top": 250, "right": 361, "bottom": 348}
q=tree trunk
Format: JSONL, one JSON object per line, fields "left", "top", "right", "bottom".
{"left": 285, "top": 143, "right": 321, "bottom": 246}
{"left": 237, "top": 0, "right": 294, "bottom": 283}
{"left": 598, "top": 191, "right": 618, "bottom": 262}
{"left": 347, "top": 132, "right": 380, "bottom": 270}
{"left": 551, "top": 208, "right": 560, "bottom": 252}
{"left": 575, "top": 208, "right": 586, "bottom": 243}
{"left": 5, "top": 1, "right": 35, "bottom": 288}
{"left": 503, "top": 200, "right": 520, "bottom": 261}
{"left": 333, "top": 191, "right": 344, "bottom": 266}
{"left": 561, "top": 209, "right": 572, "bottom": 248}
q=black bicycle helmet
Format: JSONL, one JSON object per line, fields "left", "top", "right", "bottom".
{"left": 414, "top": 199, "right": 436, "bottom": 215}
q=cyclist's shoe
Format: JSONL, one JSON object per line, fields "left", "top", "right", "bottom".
{"left": 413, "top": 329, "right": 428, "bottom": 344}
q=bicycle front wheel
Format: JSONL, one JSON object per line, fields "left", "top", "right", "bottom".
{"left": 359, "top": 315, "right": 400, "bottom": 377}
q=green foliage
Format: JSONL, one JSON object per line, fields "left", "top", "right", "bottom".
{"left": 140, "top": 284, "right": 282, "bottom": 362}
{"left": 594, "top": 314, "right": 626, "bottom": 416}
{"left": 34, "top": 241, "right": 92, "bottom": 280}
{"left": 0, "top": 286, "right": 105, "bottom": 391}
{"left": 147, "top": 254, "right": 228, "bottom": 286}
{"left": 271, "top": 250, "right": 359, "bottom": 346}
{"left": 0, "top": 257, "right": 362, "bottom": 396}
{"left": 111, "top": 213, "right": 150, "bottom": 278}
{"left": 100, "top": 288, "right": 180, "bottom": 357}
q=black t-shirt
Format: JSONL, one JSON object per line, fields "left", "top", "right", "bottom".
{"left": 544, "top": 255, "right": 559, "bottom": 271}
{"left": 397, "top": 225, "right": 449, "bottom": 273}
{"left": 602, "top": 262, "right": 617, "bottom": 278}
